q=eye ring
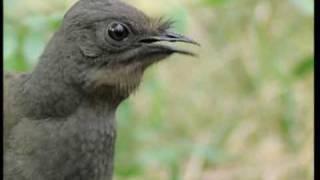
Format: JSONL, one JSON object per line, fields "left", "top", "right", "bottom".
{"left": 107, "top": 22, "right": 130, "bottom": 41}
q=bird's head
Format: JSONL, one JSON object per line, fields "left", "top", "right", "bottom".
{"left": 40, "top": 0, "right": 198, "bottom": 100}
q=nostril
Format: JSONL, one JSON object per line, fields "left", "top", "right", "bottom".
{"left": 139, "top": 38, "right": 159, "bottom": 44}
{"left": 166, "top": 34, "right": 177, "bottom": 39}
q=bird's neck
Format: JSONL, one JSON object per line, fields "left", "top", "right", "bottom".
{"left": 14, "top": 66, "right": 126, "bottom": 120}
{"left": 67, "top": 103, "right": 117, "bottom": 179}
{"left": 13, "top": 29, "right": 127, "bottom": 119}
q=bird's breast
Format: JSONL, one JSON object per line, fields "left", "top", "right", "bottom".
{"left": 64, "top": 107, "right": 117, "bottom": 180}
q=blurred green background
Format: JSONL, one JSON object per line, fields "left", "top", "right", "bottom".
{"left": 4, "top": 0, "right": 314, "bottom": 179}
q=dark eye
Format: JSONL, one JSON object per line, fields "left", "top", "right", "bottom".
{"left": 107, "top": 22, "right": 129, "bottom": 41}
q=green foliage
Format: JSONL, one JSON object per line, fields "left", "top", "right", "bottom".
{"left": 293, "top": 56, "right": 314, "bottom": 79}
{"left": 4, "top": 0, "right": 63, "bottom": 71}
{"left": 289, "top": 0, "right": 314, "bottom": 16}
{"left": 203, "top": 0, "right": 232, "bottom": 6}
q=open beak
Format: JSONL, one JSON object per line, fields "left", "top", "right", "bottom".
{"left": 139, "top": 31, "right": 200, "bottom": 57}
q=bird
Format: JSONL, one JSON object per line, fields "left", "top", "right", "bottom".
{"left": 4, "top": 0, "right": 199, "bottom": 179}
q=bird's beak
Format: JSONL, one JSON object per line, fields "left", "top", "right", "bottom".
{"left": 139, "top": 31, "right": 200, "bottom": 57}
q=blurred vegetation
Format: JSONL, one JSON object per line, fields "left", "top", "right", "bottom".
{"left": 4, "top": 0, "right": 314, "bottom": 179}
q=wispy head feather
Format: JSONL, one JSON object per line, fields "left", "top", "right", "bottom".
{"left": 151, "top": 17, "right": 175, "bottom": 32}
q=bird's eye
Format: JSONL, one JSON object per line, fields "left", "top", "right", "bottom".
{"left": 107, "top": 22, "right": 129, "bottom": 41}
